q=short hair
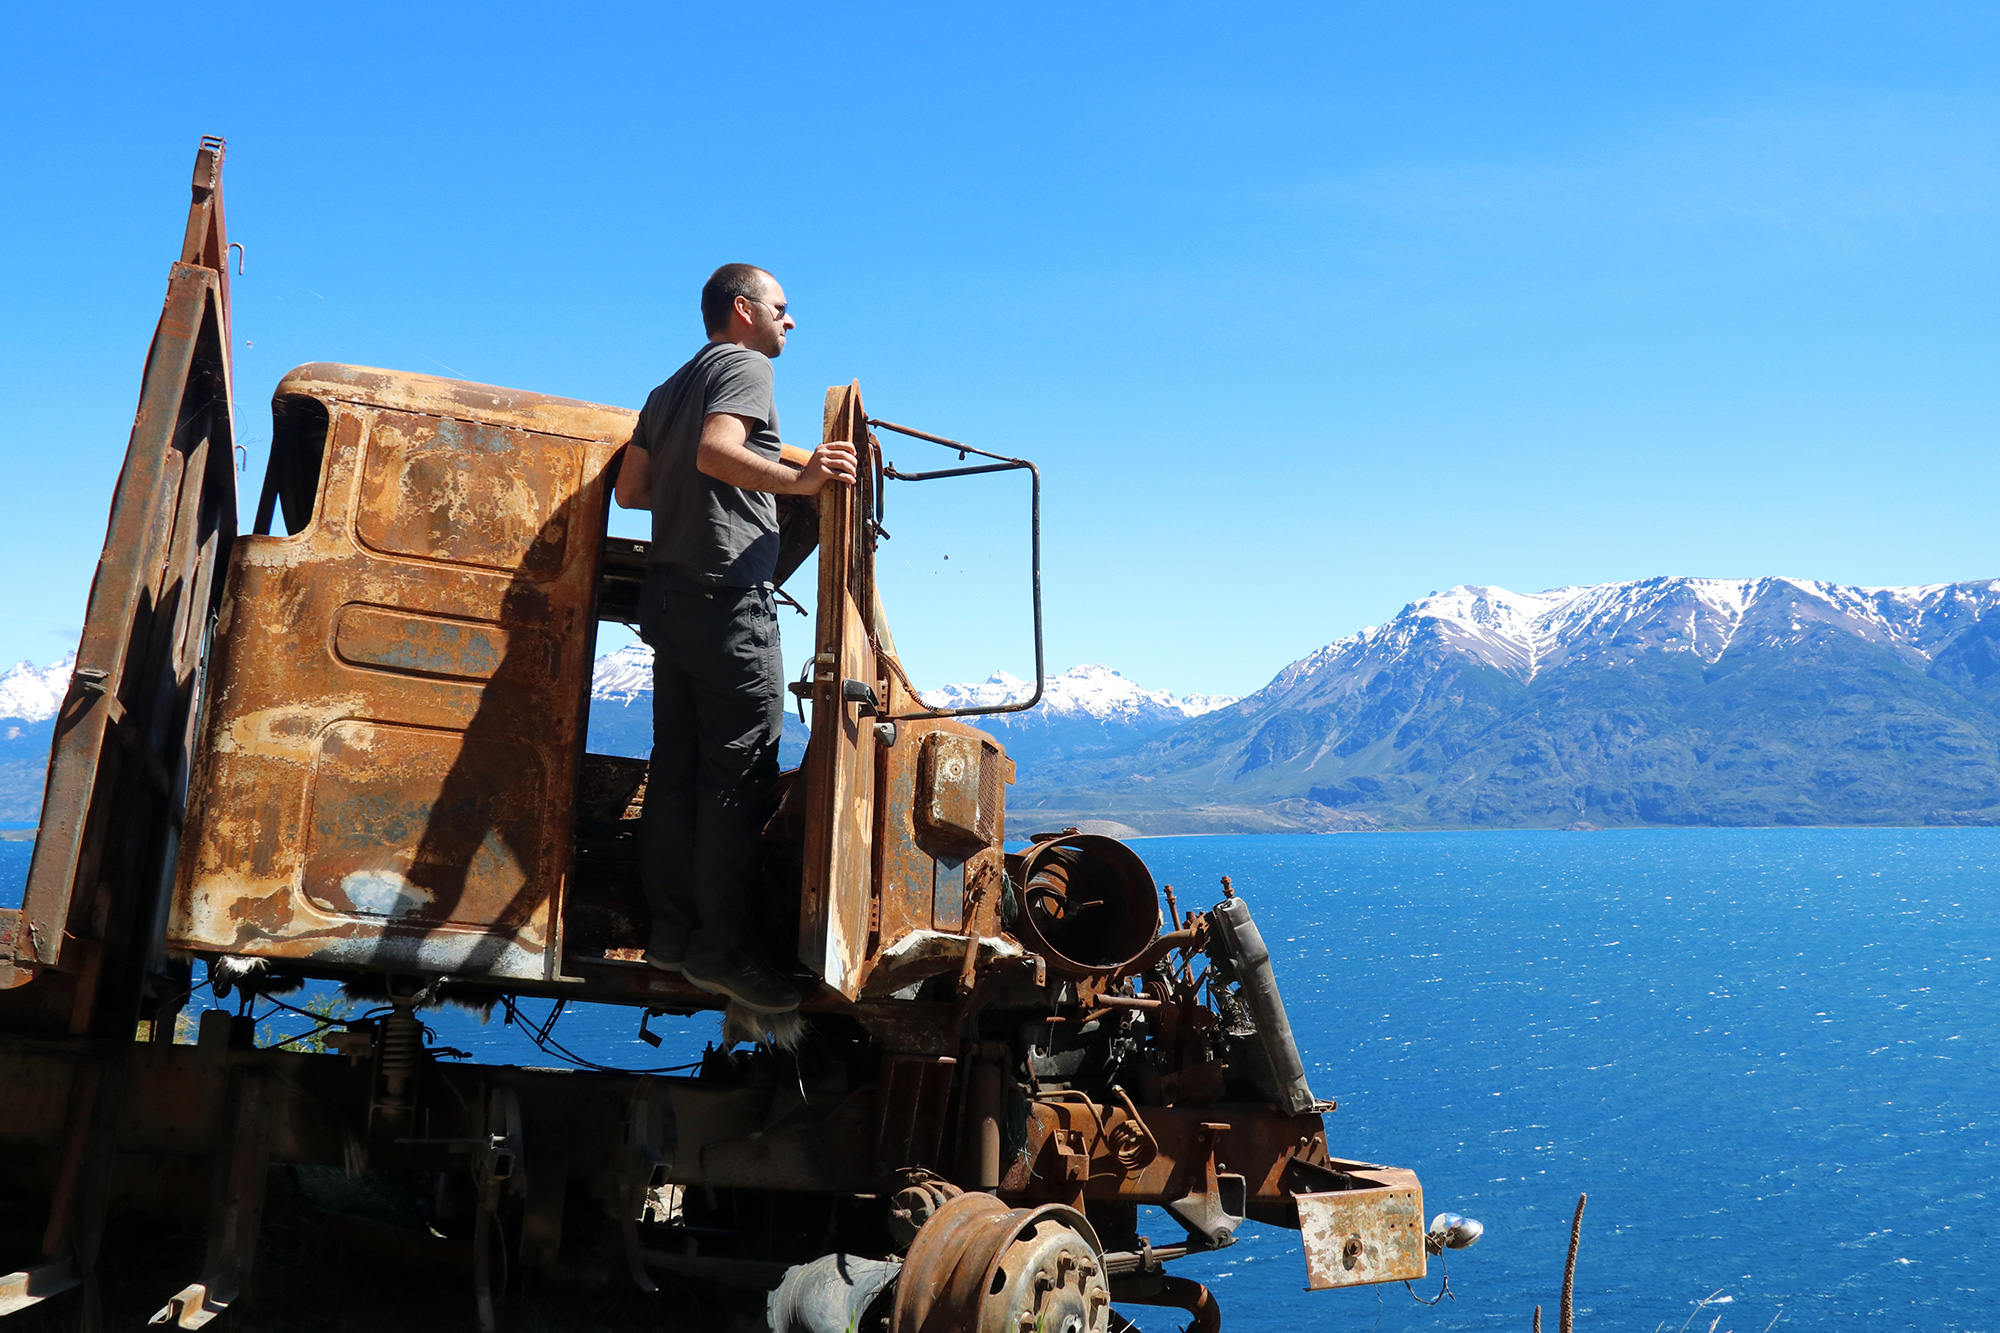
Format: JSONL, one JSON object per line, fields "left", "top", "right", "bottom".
{"left": 701, "top": 264, "right": 774, "bottom": 335}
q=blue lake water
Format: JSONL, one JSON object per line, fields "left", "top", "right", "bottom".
{"left": 1114, "top": 831, "right": 1998, "bottom": 1332}
{"left": 0, "top": 840, "right": 31, "bottom": 904}
{"left": 6, "top": 828, "right": 1993, "bottom": 1329}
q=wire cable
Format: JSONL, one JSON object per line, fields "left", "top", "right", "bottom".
{"left": 498, "top": 996, "right": 704, "bottom": 1076}
{"left": 1405, "top": 1253, "right": 1454, "bottom": 1305}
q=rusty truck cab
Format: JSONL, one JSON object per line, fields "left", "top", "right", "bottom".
{"left": 167, "top": 363, "right": 1018, "bottom": 1013}
{"left": 172, "top": 365, "right": 622, "bottom": 981}
{"left": 0, "top": 142, "right": 1461, "bottom": 1333}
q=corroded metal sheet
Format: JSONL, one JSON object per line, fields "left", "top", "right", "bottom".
{"left": 170, "top": 365, "right": 632, "bottom": 981}
{"left": 800, "top": 384, "right": 879, "bottom": 998}
{"left": 355, "top": 410, "right": 579, "bottom": 576}
{"left": 915, "top": 731, "right": 982, "bottom": 848}
{"left": 869, "top": 702, "right": 1009, "bottom": 988}
{"left": 8, "top": 139, "right": 239, "bottom": 1044}
{"left": 302, "top": 721, "right": 544, "bottom": 926}
{"left": 332, "top": 605, "right": 516, "bottom": 682}
{"left": 1297, "top": 1171, "right": 1426, "bottom": 1290}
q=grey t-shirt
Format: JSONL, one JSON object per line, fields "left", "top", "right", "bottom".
{"left": 631, "top": 342, "right": 783, "bottom": 586}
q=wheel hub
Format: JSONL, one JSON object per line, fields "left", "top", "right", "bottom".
{"left": 979, "top": 1214, "right": 1107, "bottom": 1333}
{"left": 893, "top": 1193, "right": 1110, "bottom": 1333}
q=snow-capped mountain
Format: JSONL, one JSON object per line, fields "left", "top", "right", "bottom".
{"left": 0, "top": 654, "right": 70, "bottom": 822}
{"left": 918, "top": 665, "right": 1235, "bottom": 768}
{"left": 1267, "top": 577, "right": 2000, "bottom": 697}
{"left": 1016, "top": 576, "right": 2000, "bottom": 834}
{"left": 590, "top": 642, "right": 655, "bottom": 705}
{"left": 921, "top": 665, "right": 1233, "bottom": 725}
{"left": 585, "top": 641, "right": 811, "bottom": 766}
{"left": 0, "top": 654, "right": 74, "bottom": 723}
{"left": 588, "top": 650, "right": 1227, "bottom": 772}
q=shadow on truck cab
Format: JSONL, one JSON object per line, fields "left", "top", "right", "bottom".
{"left": 169, "top": 360, "right": 1023, "bottom": 1012}
{"left": 0, "top": 140, "right": 1461, "bottom": 1333}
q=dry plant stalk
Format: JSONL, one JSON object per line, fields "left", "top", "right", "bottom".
{"left": 1531, "top": 1192, "right": 1587, "bottom": 1330}
{"left": 1561, "top": 1192, "right": 1586, "bottom": 1333}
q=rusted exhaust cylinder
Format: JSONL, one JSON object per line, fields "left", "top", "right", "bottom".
{"left": 960, "top": 1042, "right": 1005, "bottom": 1189}
{"left": 1211, "top": 896, "right": 1317, "bottom": 1115}
{"left": 1012, "top": 835, "right": 1161, "bottom": 979}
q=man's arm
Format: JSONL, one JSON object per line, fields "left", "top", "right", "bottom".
{"left": 613, "top": 439, "right": 651, "bottom": 509}
{"left": 698, "top": 414, "right": 858, "bottom": 494}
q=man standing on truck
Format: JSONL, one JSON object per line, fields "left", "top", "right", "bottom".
{"left": 614, "top": 264, "right": 857, "bottom": 1012}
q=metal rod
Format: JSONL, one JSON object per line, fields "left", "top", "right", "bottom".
{"left": 867, "top": 417, "right": 1026, "bottom": 466}
{"left": 873, "top": 420, "right": 1045, "bottom": 722}
{"left": 882, "top": 462, "right": 1021, "bottom": 482}
{"left": 252, "top": 457, "right": 281, "bottom": 535}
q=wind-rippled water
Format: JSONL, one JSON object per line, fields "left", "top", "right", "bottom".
{"left": 5, "top": 828, "right": 1992, "bottom": 1329}
{"left": 1124, "top": 830, "right": 1997, "bottom": 1331}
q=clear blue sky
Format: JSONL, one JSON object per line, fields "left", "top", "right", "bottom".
{"left": 3, "top": 2, "right": 1997, "bottom": 698}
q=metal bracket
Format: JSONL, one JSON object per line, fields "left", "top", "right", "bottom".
{"left": 1163, "top": 1122, "right": 1246, "bottom": 1247}
{"left": 0, "top": 1257, "right": 78, "bottom": 1317}
{"left": 841, "top": 678, "right": 880, "bottom": 717}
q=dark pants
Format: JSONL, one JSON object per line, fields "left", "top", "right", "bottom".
{"left": 637, "top": 571, "right": 784, "bottom": 971}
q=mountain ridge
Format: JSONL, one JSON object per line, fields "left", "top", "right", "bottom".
{"left": 0, "top": 654, "right": 69, "bottom": 823}
{"left": 584, "top": 650, "right": 1223, "bottom": 770}
{"left": 915, "top": 664, "right": 1235, "bottom": 768}
{"left": 1011, "top": 575, "right": 2000, "bottom": 833}
{"left": 8, "top": 575, "right": 1997, "bottom": 832}
{"left": 1267, "top": 577, "right": 2000, "bottom": 690}
{"left": 0, "top": 654, "right": 73, "bottom": 724}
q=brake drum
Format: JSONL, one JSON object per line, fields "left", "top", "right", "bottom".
{"left": 893, "top": 1191, "right": 1111, "bottom": 1333}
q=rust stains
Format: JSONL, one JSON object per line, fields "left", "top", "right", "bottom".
{"left": 169, "top": 365, "right": 630, "bottom": 983}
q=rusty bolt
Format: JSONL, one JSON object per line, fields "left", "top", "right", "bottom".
{"left": 1343, "top": 1236, "right": 1364, "bottom": 1261}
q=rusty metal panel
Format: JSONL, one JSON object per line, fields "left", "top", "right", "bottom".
{"left": 354, "top": 410, "right": 579, "bottom": 576}
{"left": 170, "top": 365, "right": 632, "bottom": 981}
{"left": 874, "top": 712, "right": 940, "bottom": 947}
{"left": 861, "top": 599, "right": 1014, "bottom": 975}
{"left": 332, "top": 605, "right": 516, "bottom": 682}
{"left": 915, "top": 732, "right": 983, "bottom": 850}
{"left": 302, "top": 721, "right": 545, "bottom": 926}
{"left": 10, "top": 140, "right": 239, "bottom": 1038}
{"left": 791, "top": 385, "right": 1020, "bottom": 997}
{"left": 1297, "top": 1171, "right": 1426, "bottom": 1290}
{"left": 799, "top": 384, "right": 879, "bottom": 998}
{"left": 873, "top": 714, "right": 1002, "bottom": 953}
{"left": 0, "top": 911, "right": 25, "bottom": 991}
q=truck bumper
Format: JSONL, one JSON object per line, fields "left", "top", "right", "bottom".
{"left": 1296, "top": 1167, "right": 1427, "bottom": 1290}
